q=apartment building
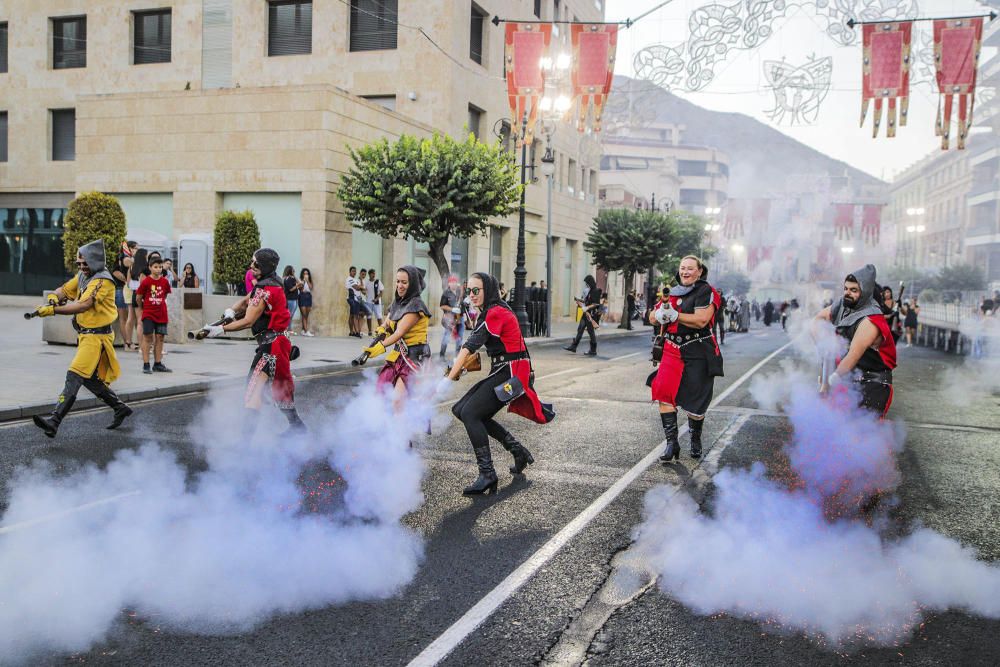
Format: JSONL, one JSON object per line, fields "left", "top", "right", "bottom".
{"left": 0, "top": 0, "right": 603, "bottom": 331}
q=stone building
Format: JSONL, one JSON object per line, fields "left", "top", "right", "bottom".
{"left": 0, "top": 0, "right": 602, "bottom": 332}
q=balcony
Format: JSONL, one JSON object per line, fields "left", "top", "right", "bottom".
{"left": 981, "top": 55, "right": 1000, "bottom": 85}
{"left": 968, "top": 178, "right": 1000, "bottom": 206}
{"left": 973, "top": 93, "right": 1000, "bottom": 128}
{"left": 969, "top": 136, "right": 1000, "bottom": 166}
{"left": 986, "top": 10, "right": 1000, "bottom": 47}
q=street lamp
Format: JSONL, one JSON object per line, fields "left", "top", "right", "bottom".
{"left": 511, "top": 112, "right": 532, "bottom": 336}
{"left": 540, "top": 143, "right": 556, "bottom": 337}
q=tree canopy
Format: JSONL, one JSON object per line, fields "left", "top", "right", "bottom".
{"left": 213, "top": 210, "right": 260, "bottom": 294}
{"left": 339, "top": 132, "right": 521, "bottom": 287}
{"left": 62, "top": 192, "right": 127, "bottom": 273}
{"left": 715, "top": 271, "right": 752, "bottom": 297}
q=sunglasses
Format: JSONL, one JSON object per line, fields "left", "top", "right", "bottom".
{"left": 468, "top": 287, "right": 482, "bottom": 296}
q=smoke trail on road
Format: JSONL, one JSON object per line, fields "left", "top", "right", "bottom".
{"left": 633, "top": 325, "right": 1000, "bottom": 648}
{"left": 0, "top": 369, "right": 442, "bottom": 662}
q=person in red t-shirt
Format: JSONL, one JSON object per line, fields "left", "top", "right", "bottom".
{"left": 136, "top": 256, "right": 172, "bottom": 374}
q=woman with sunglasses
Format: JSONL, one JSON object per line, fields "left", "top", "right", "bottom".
{"left": 444, "top": 273, "right": 555, "bottom": 495}
{"left": 362, "top": 265, "right": 432, "bottom": 409}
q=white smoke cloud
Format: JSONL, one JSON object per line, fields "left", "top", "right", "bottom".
{"left": 939, "top": 313, "right": 1000, "bottom": 402}
{"left": 632, "top": 345, "right": 1000, "bottom": 648}
{"left": 0, "top": 368, "right": 440, "bottom": 662}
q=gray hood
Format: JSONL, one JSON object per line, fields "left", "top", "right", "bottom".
{"left": 831, "top": 263, "right": 883, "bottom": 328}
{"left": 77, "top": 239, "right": 114, "bottom": 292}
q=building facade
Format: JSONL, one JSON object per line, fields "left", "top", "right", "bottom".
{"left": 888, "top": 142, "right": 973, "bottom": 275}
{"left": 0, "top": 0, "right": 602, "bottom": 332}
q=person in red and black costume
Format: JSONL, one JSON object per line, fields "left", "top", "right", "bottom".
{"left": 648, "top": 255, "right": 723, "bottom": 462}
{"left": 445, "top": 272, "right": 555, "bottom": 495}
{"left": 204, "top": 248, "right": 305, "bottom": 436}
{"left": 815, "top": 264, "right": 897, "bottom": 417}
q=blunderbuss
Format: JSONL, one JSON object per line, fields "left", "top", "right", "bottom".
{"left": 352, "top": 331, "right": 387, "bottom": 366}
{"left": 23, "top": 297, "right": 67, "bottom": 319}
{"left": 445, "top": 351, "right": 482, "bottom": 377}
{"left": 188, "top": 316, "right": 235, "bottom": 340}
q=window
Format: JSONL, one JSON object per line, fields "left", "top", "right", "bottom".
{"left": 1, "top": 22, "right": 7, "bottom": 73}
{"left": 51, "top": 109, "right": 75, "bottom": 161}
{"left": 0, "top": 112, "right": 7, "bottom": 162}
{"left": 53, "top": 16, "right": 86, "bottom": 69}
{"left": 268, "top": 1, "right": 311, "bottom": 56}
{"left": 567, "top": 158, "right": 577, "bottom": 193}
{"left": 678, "top": 160, "right": 709, "bottom": 176}
{"left": 133, "top": 9, "right": 171, "bottom": 64}
{"left": 679, "top": 189, "right": 708, "bottom": 206}
{"left": 362, "top": 95, "right": 396, "bottom": 111}
{"left": 468, "top": 104, "right": 483, "bottom": 140}
{"left": 350, "top": 0, "right": 397, "bottom": 52}
{"left": 534, "top": 0, "right": 542, "bottom": 18}
{"left": 490, "top": 227, "right": 503, "bottom": 280}
{"left": 470, "top": 3, "right": 486, "bottom": 65}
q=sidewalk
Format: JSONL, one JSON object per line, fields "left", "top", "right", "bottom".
{"left": 5, "top": 307, "right": 643, "bottom": 420}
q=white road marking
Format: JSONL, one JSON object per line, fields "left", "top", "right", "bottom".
{"left": 407, "top": 341, "right": 793, "bottom": 666}
{"left": 0, "top": 491, "right": 141, "bottom": 535}
{"left": 609, "top": 351, "right": 642, "bottom": 362}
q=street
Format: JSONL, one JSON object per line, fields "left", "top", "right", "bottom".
{"left": 1, "top": 326, "right": 999, "bottom": 666}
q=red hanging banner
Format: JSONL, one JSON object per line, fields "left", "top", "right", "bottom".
{"left": 834, "top": 203, "right": 855, "bottom": 240}
{"left": 861, "top": 22, "right": 913, "bottom": 138}
{"left": 505, "top": 23, "right": 553, "bottom": 146}
{"left": 724, "top": 199, "right": 745, "bottom": 238}
{"left": 751, "top": 199, "right": 771, "bottom": 232}
{"left": 861, "top": 205, "right": 882, "bottom": 244}
{"left": 570, "top": 24, "right": 618, "bottom": 133}
{"left": 934, "top": 17, "right": 983, "bottom": 150}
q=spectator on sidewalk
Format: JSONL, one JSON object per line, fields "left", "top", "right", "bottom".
{"left": 136, "top": 255, "right": 172, "bottom": 374}
{"left": 358, "top": 268, "right": 374, "bottom": 336}
{"left": 163, "top": 258, "right": 178, "bottom": 287}
{"left": 181, "top": 262, "right": 201, "bottom": 289}
{"left": 299, "top": 267, "right": 314, "bottom": 336}
{"left": 368, "top": 269, "right": 384, "bottom": 323}
{"left": 902, "top": 299, "right": 919, "bottom": 347}
{"left": 439, "top": 274, "right": 465, "bottom": 359}
{"left": 112, "top": 240, "right": 136, "bottom": 350}
{"left": 282, "top": 265, "right": 302, "bottom": 329}
{"left": 345, "top": 266, "right": 362, "bottom": 338}
{"left": 127, "top": 248, "right": 149, "bottom": 352}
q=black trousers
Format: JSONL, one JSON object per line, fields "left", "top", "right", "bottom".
{"left": 452, "top": 368, "right": 513, "bottom": 450}
{"left": 572, "top": 317, "right": 597, "bottom": 352}
{"left": 858, "top": 381, "right": 893, "bottom": 417}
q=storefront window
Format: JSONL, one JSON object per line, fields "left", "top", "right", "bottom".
{"left": 0, "top": 208, "right": 68, "bottom": 294}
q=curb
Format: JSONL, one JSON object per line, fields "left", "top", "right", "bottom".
{"left": 3, "top": 328, "right": 646, "bottom": 422}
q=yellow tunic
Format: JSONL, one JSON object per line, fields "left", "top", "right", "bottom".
{"left": 62, "top": 274, "right": 121, "bottom": 384}
{"left": 385, "top": 313, "right": 429, "bottom": 362}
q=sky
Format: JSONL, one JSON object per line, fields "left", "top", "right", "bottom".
{"left": 605, "top": 0, "right": 993, "bottom": 181}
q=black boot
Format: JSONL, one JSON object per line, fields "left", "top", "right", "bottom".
{"left": 658, "top": 411, "right": 680, "bottom": 462}
{"left": 500, "top": 432, "right": 534, "bottom": 474}
{"left": 32, "top": 372, "right": 84, "bottom": 438}
{"left": 84, "top": 377, "right": 132, "bottom": 430}
{"left": 689, "top": 417, "right": 704, "bottom": 459}
{"left": 280, "top": 406, "right": 307, "bottom": 434}
{"left": 563, "top": 344, "right": 578, "bottom": 353}
{"left": 463, "top": 446, "right": 498, "bottom": 495}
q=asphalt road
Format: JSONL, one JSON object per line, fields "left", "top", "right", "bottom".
{"left": 2, "top": 325, "right": 998, "bottom": 666}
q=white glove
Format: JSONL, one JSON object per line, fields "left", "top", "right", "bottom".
{"left": 205, "top": 325, "right": 225, "bottom": 338}
{"left": 451, "top": 307, "right": 461, "bottom": 314}
{"left": 827, "top": 372, "right": 843, "bottom": 388}
{"left": 223, "top": 308, "right": 237, "bottom": 320}
{"left": 435, "top": 377, "right": 455, "bottom": 397}
{"left": 463, "top": 297, "right": 471, "bottom": 306}
{"left": 655, "top": 306, "right": 678, "bottom": 324}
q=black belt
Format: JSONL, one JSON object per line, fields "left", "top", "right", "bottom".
{"left": 74, "top": 324, "right": 113, "bottom": 335}
{"left": 664, "top": 333, "right": 711, "bottom": 345}
{"left": 255, "top": 330, "right": 289, "bottom": 345}
{"left": 491, "top": 350, "right": 529, "bottom": 365}
{"left": 857, "top": 369, "right": 892, "bottom": 385}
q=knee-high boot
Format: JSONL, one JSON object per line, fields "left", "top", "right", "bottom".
{"left": 658, "top": 411, "right": 680, "bottom": 462}
{"left": 463, "top": 445, "right": 498, "bottom": 495}
{"left": 499, "top": 431, "right": 534, "bottom": 474}
{"left": 33, "top": 372, "right": 84, "bottom": 438}
{"left": 83, "top": 376, "right": 132, "bottom": 430}
{"left": 280, "top": 406, "right": 307, "bottom": 433}
{"left": 688, "top": 417, "right": 704, "bottom": 458}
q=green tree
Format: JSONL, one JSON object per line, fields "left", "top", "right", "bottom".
{"left": 715, "top": 271, "right": 752, "bottom": 297}
{"left": 62, "top": 192, "right": 127, "bottom": 272}
{"left": 213, "top": 210, "right": 261, "bottom": 294}
{"left": 338, "top": 132, "right": 521, "bottom": 287}
{"left": 657, "top": 210, "right": 715, "bottom": 274}
{"left": 933, "top": 262, "right": 986, "bottom": 301}
{"left": 584, "top": 208, "right": 679, "bottom": 327}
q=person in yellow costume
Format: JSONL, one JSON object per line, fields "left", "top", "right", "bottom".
{"left": 363, "top": 265, "right": 432, "bottom": 410}
{"left": 32, "top": 239, "right": 133, "bottom": 437}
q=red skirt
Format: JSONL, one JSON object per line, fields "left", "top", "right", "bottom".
{"left": 507, "top": 358, "right": 555, "bottom": 425}
{"left": 377, "top": 355, "right": 421, "bottom": 390}
{"left": 650, "top": 344, "right": 714, "bottom": 416}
